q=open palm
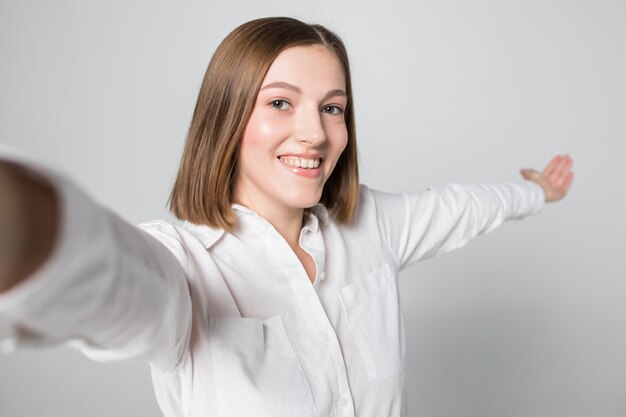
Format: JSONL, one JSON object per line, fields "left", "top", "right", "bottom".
{"left": 520, "top": 154, "right": 574, "bottom": 203}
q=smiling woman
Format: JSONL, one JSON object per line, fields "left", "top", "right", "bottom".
{"left": 0, "top": 16, "right": 574, "bottom": 417}
{"left": 169, "top": 18, "right": 360, "bottom": 236}
{"left": 234, "top": 45, "right": 350, "bottom": 248}
{"left": 235, "top": 44, "right": 351, "bottom": 284}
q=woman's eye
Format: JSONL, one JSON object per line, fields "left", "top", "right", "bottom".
{"left": 270, "top": 99, "right": 291, "bottom": 110}
{"left": 323, "top": 105, "right": 344, "bottom": 115}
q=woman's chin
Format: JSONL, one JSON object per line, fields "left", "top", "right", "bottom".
{"left": 283, "top": 191, "right": 323, "bottom": 210}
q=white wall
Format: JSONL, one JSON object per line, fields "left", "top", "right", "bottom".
{"left": 1, "top": 0, "right": 624, "bottom": 416}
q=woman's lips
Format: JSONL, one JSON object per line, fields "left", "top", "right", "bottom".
{"left": 277, "top": 156, "right": 323, "bottom": 178}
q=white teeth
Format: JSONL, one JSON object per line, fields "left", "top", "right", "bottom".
{"left": 279, "top": 157, "right": 321, "bottom": 169}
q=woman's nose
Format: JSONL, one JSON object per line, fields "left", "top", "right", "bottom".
{"left": 295, "top": 107, "right": 325, "bottom": 146}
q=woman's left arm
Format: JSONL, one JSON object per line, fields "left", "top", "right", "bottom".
{"left": 370, "top": 154, "right": 574, "bottom": 271}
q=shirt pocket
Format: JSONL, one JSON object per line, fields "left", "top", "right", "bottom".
{"left": 339, "top": 263, "right": 405, "bottom": 380}
{"left": 209, "top": 315, "right": 316, "bottom": 417}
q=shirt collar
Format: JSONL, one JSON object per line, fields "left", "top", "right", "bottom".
{"left": 181, "top": 221, "right": 225, "bottom": 249}
{"left": 182, "top": 203, "right": 329, "bottom": 249}
{"left": 232, "top": 203, "right": 330, "bottom": 230}
{"left": 311, "top": 203, "right": 330, "bottom": 226}
{"left": 231, "top": 203, "right": 256, "bottom": 215}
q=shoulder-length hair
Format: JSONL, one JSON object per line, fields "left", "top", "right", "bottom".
{"left": 169, "top": 16, "right": 359, "bottom": 232}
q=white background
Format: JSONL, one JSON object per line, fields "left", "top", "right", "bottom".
{"left": 1, "top": 0, "right": 625, "bottom": 416}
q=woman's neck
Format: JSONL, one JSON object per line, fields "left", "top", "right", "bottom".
{"left": 263, "top": 207, "right": 305, "bottom": 249}
{"left": 233, "top": 193, "right": 305, "bottom": 249}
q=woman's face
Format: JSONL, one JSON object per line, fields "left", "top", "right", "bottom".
{"left": 234, "top": 44, "right": 348, "bottom": 215}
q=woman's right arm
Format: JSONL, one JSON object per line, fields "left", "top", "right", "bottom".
{"left": 0, "top": 155, "right": 192, "bottom": 373}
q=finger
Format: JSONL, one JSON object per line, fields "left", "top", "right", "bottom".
{"left": 553, "top": 154, "right": 569, "bottom": 173}
{"left": 559, "top": 155, "right": 573, "bottom": 170}
{"left": 555, "top": 171, "right": 574, "bottom": 192}
{"left": 553, "top": 157, "right": 573, "bottom": 186}
{"left": 543, "top": 155, "right": 561, "bottom": 178}
{"left": 549, "top": 155, "right": 570, "bottom": 183}
{"left": 555, "top": 173, "right": 568, "bottom": 188}
{"left": 562, "top": 172, "right": 574, "bottom": 191}
{"left": 520, "top": 168, "right": 542, "bottom": 183}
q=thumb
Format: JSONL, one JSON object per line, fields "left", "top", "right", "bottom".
{"left": 520, "top": 168, "right": 542, "bottom": 182}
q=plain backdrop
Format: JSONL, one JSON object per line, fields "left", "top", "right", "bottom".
{"left": 1, "top": 0, "right": 625, "bottom": 416}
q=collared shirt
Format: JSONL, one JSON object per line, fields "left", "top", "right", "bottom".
{"left": 0, "top": 153, "right": 545, "bottom": 417}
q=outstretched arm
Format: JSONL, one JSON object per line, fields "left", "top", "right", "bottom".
{"left": 521, "top": 154, "right": 574, "bottom": 203}
{"left": 371, "top": 154, "right": 575, "bottom": 270}
{"left": 0, "top": 155, "right": 192, "bottom": 372}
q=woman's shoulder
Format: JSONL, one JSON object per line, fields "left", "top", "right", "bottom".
{"left": 356, "top": 183, "right": 407, "bottom": 214}
{"left": 138, "top": 219, "right": 225, "bottom": 252}
{"left": 323, "top": 184, "right": 406, "bottom": 231}
{"left": 358, "top": 183, "right": 410, "bottom": 202}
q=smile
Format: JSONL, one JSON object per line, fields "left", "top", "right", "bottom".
{"left": 278, "top": 156, "right": 321, "bottom": 169}
{"left": 277, "top": 156, "right": 323, "bottom": 178}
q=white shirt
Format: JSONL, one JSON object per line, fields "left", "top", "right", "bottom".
{"left": 0, "top": 152, "right": 545, "bottom": 417}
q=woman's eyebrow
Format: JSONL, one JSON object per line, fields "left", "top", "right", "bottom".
{"left": 260, "top": 81, "right": 347, "bottom": 101}
{"left": 323, "top": 89, "right": 348, "bottom": 101}
{"left": 260, "top": 81, "right": 302, "bottom": 93}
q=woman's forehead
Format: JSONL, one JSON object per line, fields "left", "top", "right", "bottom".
{"left": 261, "top": 45, "right": 346, "bottom": 91}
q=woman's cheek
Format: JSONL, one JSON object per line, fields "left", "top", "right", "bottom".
{"left": 255, "top": 114, "right": 290, "bottom": 142}
{"left": 332, "top": 125, "right": 349, "bottom": 153}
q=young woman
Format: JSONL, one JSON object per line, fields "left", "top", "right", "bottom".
{"left": 0, "top": 16, "right": 573, "bottom": 417}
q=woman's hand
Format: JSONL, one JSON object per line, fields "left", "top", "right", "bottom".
{"left": 0, "top": 162, "right": 58, "bottom": 293}
{"left": 0, "top": 163, "right": 27, "bottom": 291}
{"left": 520, "top": 154, "right": 574, "bottom": 203}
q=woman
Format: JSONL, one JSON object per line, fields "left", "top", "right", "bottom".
{"left": 0, "top": 17, "right": 573, "bottom": 417}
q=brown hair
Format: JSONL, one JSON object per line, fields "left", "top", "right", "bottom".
{"left": 169, "top": 17, "right": 359, "bottom": 232}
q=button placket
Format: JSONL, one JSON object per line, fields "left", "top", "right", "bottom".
{"left": 283, "top": 269, "right": 355, "bottom": 415}
{"left": 338, "top": 397, "right": 349, "bottom": 408}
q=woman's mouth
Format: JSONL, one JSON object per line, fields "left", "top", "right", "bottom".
{"left": 278, "top": 156, "right": 322, "bottom": 169}
{"left": 277, "top": 156, "right": 323, "bottom": 178}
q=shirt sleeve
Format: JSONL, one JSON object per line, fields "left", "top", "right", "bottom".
{"left": 368, "top": 181, "right": 545, "bottom": 271}
{"left": 0, "top": 149, "right": 192, "bottom": 373}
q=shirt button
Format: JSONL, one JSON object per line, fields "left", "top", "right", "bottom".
{"left": 338, "top": 397, "right": 348, "bottom": 408}
{"left": 320, "top": 271, "right": 326, "bottom": 279}
{"left": 319, "top": 333, "right": 330, "bottom": 343}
